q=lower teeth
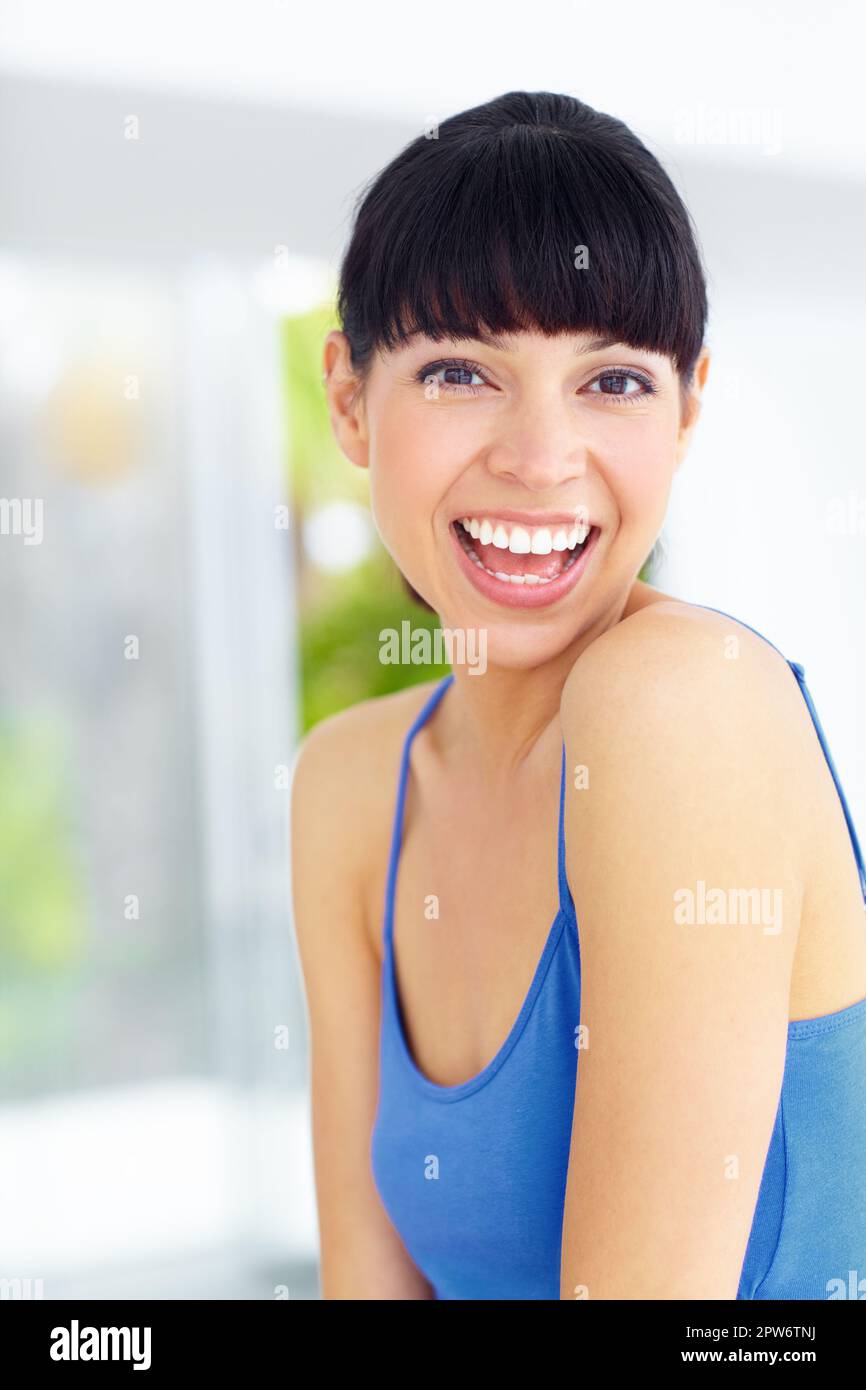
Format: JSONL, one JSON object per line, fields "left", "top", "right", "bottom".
{"left": 455, "top": 524, "right": 586, "bottom": 584}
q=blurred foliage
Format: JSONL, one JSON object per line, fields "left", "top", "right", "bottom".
{"left": 299, "top": 557, "right": 450, "bottom": 731}
{"left": 282, "top": 307, "right": 369, "bottom": 512}
{"left": 0, "top": 716, "right": 85, "bottom": 971}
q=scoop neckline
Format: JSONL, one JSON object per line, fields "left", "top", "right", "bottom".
{"left": 382, "top": 671, "right": 573, "bottom": 1103}
{"left": 386, "top": 904, "right": 570, "bottom": 1102}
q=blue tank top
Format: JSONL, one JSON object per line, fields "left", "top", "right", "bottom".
{"left": 371, "top": 605, "right": 866, "bottom": 1300}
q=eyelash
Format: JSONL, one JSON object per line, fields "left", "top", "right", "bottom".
{"left": 413, "top": 357, "right": 657, "bottom": 405}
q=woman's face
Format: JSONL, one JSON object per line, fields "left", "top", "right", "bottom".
{"left": 326, "top": 328, "right": 709, "bottom": 669}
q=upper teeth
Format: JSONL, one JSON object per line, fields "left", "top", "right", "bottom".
{"left": 459, "top": 516, "right": 590, "bottom": 553}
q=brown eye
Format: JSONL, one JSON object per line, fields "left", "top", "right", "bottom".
{"left": 585, "top": 369, "right": 656, "bottom": 405}
{"left": 442, "top": 366, "right": 477, "bottom": 387}
{"left": 415, "top": 358, "right": 489, "bottom": 393}
{"left": 597, "top": 373, "right": 633, "bottom": 395}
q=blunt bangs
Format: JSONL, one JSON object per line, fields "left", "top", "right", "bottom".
{"left": 338, "top": 91, "right": 708, "bottom": 386}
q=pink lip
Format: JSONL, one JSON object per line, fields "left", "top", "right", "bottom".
{"left": 449, "top": 522, "right": 601, "bottom": 610}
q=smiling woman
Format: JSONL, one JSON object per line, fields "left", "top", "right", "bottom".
{"left": 292, "top": 89, "right": 866, "bottom": 1302}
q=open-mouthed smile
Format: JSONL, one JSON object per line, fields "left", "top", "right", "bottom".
{"left": 449, "top": 512, "right": 600, "bottom": 609}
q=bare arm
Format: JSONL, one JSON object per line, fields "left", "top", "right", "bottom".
{"left": 559, "top": 605, "right": 807, "bottom": 1299}
{"left": 290, "top": 707, "right": 434, "bottom": 1299}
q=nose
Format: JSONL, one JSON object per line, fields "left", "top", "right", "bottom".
{"left": 483, "top": 396, "right": 589, "bottom": 491}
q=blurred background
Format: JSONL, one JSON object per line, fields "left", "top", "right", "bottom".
{"left": 1, "top": 0, "right": 864, "bottom": 1299}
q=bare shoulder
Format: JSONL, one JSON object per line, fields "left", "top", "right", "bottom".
{"left": 561, "top": 597, "right": 810, "bottom": 763}
{"left": 565, "top": 597, "right": 797, "bottom": 705}
{"left": 292, "top": 679, "right": 441, "bottom": 802}
{"left": 559, "top": 597, "right": 813, "bottom": 924}
{"left": 290, "top": 680, "right": 442, "bottom": 940}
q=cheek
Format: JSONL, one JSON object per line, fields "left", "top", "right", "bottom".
{"left": 368, "top": 404, "right": 468, "bottom": 541}
{"left": 366, "top": 406, "right": 417, "bottom": 545}
{"left": 599, "top": 419, "right": 678, "bottom": 527}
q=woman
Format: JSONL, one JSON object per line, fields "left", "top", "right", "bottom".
{"left": 291, "top": 91, "right": 866, "bottom": 1300}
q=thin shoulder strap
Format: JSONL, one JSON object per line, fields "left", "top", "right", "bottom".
{"left": 383, "top": 674, "right": 455, "bottom": 951}
{"left": 688, "top": 600, "right": 790, "bottom": 661}
{"left": 690, "top": 601, "right": 866, "bottom": 906}
{"left": 557, "top": 741, "right": 574, "bottom": 915}
{"left": 789, "top": 662, "right": 866, "bottom": 905}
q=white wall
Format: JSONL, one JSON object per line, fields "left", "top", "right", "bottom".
{"left": 657, "top": 163, "right": 866, "bottom": 834}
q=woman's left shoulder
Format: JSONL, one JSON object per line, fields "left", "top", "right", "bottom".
{"left": 559, "top": 593, "right": 811, "bottom": 952}
{"left": 561, "top": 595, "right": 801, "bottom": 736}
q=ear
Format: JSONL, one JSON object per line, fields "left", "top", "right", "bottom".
{"left": 674, "top": 346, "right": 711, "bottom": 472}
{"left": 322, "top": 330, "right": 369, "bottom": 471}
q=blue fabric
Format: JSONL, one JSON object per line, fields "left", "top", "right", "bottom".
{"left": 370, "top": 606, "right": 866, "bottom": 1299}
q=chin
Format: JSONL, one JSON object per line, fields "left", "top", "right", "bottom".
{"left": 425, "top": 590, "right": 601, "bottom": 678}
